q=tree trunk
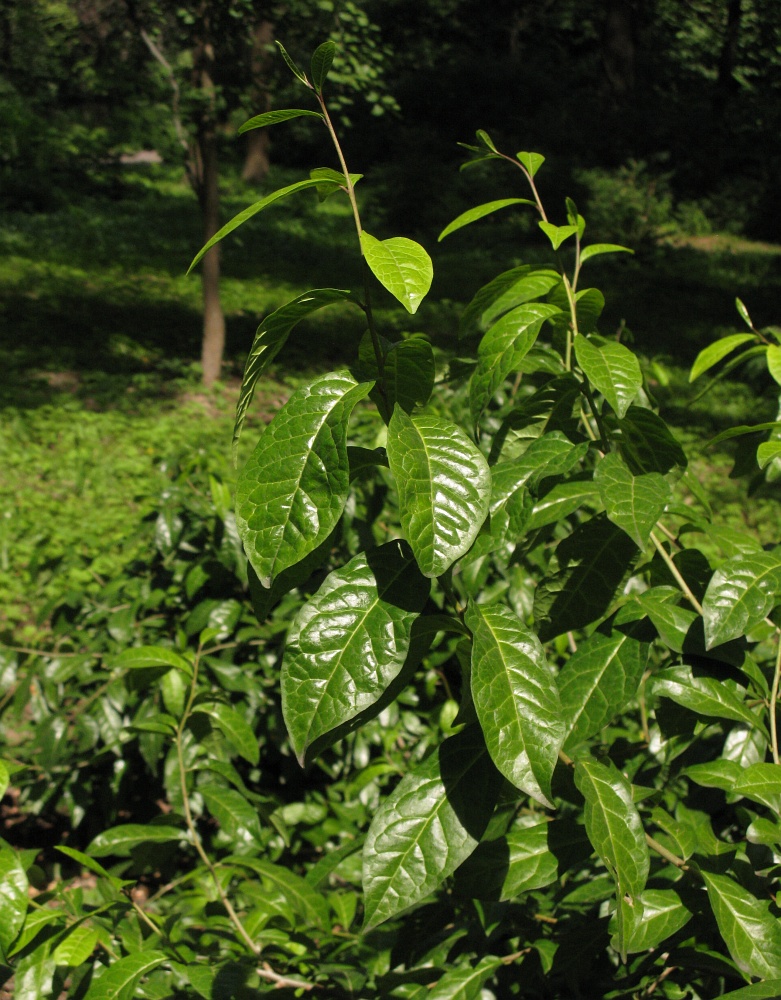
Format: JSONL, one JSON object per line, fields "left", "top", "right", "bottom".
{"left": 602, "top": 0, "right": 635, "bottom": 95}
{"left": 199, "top": 129, "right": 225, "bottom": 387}
{"left": 241, "top": 19, "right": 274, "bottom": 184}
{"left": 715, "top": 0, "right": 742, "bottom": 116}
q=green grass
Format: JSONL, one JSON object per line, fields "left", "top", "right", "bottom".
{"left": 2, "top": 163, "right": 780, "bottom": 637}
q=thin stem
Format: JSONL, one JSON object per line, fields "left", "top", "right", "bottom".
{"left": 770, "top": 629, "right": 781, "bottom": 765}
{"left": 257, "top": 963, "right": 315, "bottom": 991}
{"left": 645, "top": 833, "right": 689, "bottom": 871}
{"left": 650, "top": 532, "right": 704, "bottom": 616}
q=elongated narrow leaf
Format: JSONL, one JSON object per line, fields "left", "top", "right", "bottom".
{"left": 684, "top": 760, "right": 743, "bottom": 792}
{"left": 594, "top": 452, "right": 671, "bottom": 549}
{"left": 360, "top": 232, "right": 433, "bottom": 314}
{"left": 733, "top": 763, "right": 781, "bottom": 810}
{"left": 276, "top": 40, "right": 309, "bottom": 85}
{"left": 438, "top": 198, "right": 533, "bottom": 241}
{"left": 559, "top": 625, "right": 649, "bottom": 751}
{"left": 56, "top": 846, "right": 133, "bottom": 889}
{"left": 88, "top": 824, "right": 185, "bottom": 857}
{"left": 689, "top": 334, "right": 756, "bottom": 383}
{"left": 53, "top": 925, "right": 99, "bottom": 967}
{"left": 702, "top": 551, "right": 781, "bottom": 648}
{"left": 282, "top": 542, "right": 429, "bottom": 764}
{"left": 490, "top": 433, "right": 589, "bottom": 510}
{"left": 580, "top": 243, "right": 633, "bottom": 263}
{"left": 112, "top": 645, "right": 192, "bottom": 675}
{"left": 618, "top": 406, "right": 687, "bottom": 476}
{"left": 535, "top": 514, "right": 637, "bottom": 641}
{"left": 721, "top": 984, "right": 781, "bottom": 1000}
{"left": 236, "top": 372, "right": 372, "bottom": 587}
{"left": 310, "top": 40, "right": 336, "bottom": 92}
{"left": 466, "top": 601, "right": 564, "bottom": 806}
{"left": 427, "top": 955, "right": 503, "bottom": 1000}
{"left": 574, "top": 758, "right": 649, "bottom": 902}
{"left": 575, "top": 335, "right": 642, "bottom": 418}
{"left": 226, "top": 855, "right": 329, "bottom": 927}
{"left": 652, "top": 665, "right": 765, "bottom": 733}
{"left": 362, "top": 726, "right": 502, "bottom": 929}
{"left": 386, "top": 407, "right": 490, "bottom": 578}
{"left": 83, "top": 951, "right": 168, "bottom": 1000}
{"left": 526, "top": 476, "right": 601, "bottom": 531}
{"left": 454, "top": 822, "right": 558, "bottom": 901}
{"left": 232, "top": 288, "right": 356, "bottom": 459}
{"left": 539, "top": 221, "right": 578, "bottom": 250}
{"left": 636, "top": 589, "right": 697, "bottom": 652}
{"left": 702, "top": 870, "right": 781, "bottom": 979}
{"left": 470, "top": 303, "right": 561, "bottom": 421}
{"left": 188, "top": 179, "right": 334, "bottom": 273}
{"left": 238, "top": 108, "right": 323, "bottom": 134}
{"left": 201, "top": 785, "right": 263, "bottom": 848}
{"left": 609, "top": 888, "right": 692, "bottom": 954}
{"left": 460, "top": 265, "right": 530, "bottom": 334}
{"left": 0, "top": 760, "right": 7, "bottom": 801}
{"left": 0, "top": 844, "right": 28, "bottom": 956}
{"left": 708, "top": 420, "right": 781, "bottom": 447}
{"left": 481, "top": 269, "right": 561, "bottom": 332}
{"left": 192, "top": 703, "right": 258, "bottom": 766}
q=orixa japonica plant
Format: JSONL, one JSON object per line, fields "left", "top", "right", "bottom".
{"left": 3, "top": 38, "right": 781, "bottom": 1000}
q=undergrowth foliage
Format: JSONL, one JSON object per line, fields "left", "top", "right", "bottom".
{"left": 3, "top": 41, "right": 781, "bottom": 1000}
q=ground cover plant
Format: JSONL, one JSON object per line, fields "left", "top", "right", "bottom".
{"left": 3, "top": 40, "right": 781, "bottom": 1000}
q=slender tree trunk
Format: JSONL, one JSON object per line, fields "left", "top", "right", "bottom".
{"left": 715, "top": 0, "right": 742, "bottom": 116}
{"left": 602, "top": 0, "right": 635, "bottom": 95}
{"left": 241, "top": 19, "right": 274, "bottom": 184}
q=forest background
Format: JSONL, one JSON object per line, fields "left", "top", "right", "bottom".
{"left": 2, "top": 1, "right": 781, "bottom": 998}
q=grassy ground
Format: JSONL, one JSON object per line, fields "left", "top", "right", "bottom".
{"left": 2, "top": 163, "right": 780, "bottom": 637}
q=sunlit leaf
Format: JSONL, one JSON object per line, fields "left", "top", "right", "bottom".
{"left": 438, "top": 198, "right": 533, "bottom": 241}
{"left": 0, "top": 844, "right": 28, "bottom": 956}
{"left": 689, "top": 334, "right": 756, "bottom": 383}
{"left": 516, "top": 151, "right": 545, "bottom": 175}
{"left": 702, "top": 870, "right": 781, "bottom": 979}
{"left": 426, "top": 955, "right": 503, "bottom": 1000}
{"left": 575, "top": 335, "right": 642, "bottom": 418}
{"left": 609, "top": 889, "right": 692, "bottom": 954}
{"left": 192, "top": 702, "right": 259, "bottom": 766}
{"left": 83, "top": 951, "right": 168, "bottom": 1000}
{"left": 594, "top": 452, "right": 671, "bottom": 549}
{"left": 580, "top": 243, "right": 633, "bottom": 263}
{"left": 310, "top": 40, "right": 336, "bottom": 92}
{"left": 467, "top": 601, "right": 564, "bottom": 805}
{"left": 238, "top": 108, "right": 323, "bottom": 134}
{"left": 53, "top": 925, "right": 99, "bottom": 967}
{"left": 88, "top": 824, "right": 185, "bottom": 857}
{"left": 652, "top": 665, "right": 766, "bottom": 733}
{"left": 454, "top": 822, "right": 558, "bottom": 900}
{"left": 539, "top": 221, "right": 578, "bottom": 250}
{"left": 702, "top": 551, "right": 781, "bottom": 648}
{"left": 360, "top": 232, "right": 433, "bottom": 314}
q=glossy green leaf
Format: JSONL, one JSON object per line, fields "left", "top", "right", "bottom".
{"left": 470, "top": 303, "right": 561, "bottom": 421}
{"left": 276, "top": 40, "right": 309, "bottom": 85}
{"left": 702, "top": 551, "right": 781, "bottom": 648}
{"left": 574, "top": 758, "right": 649, "bottom": 902}
{"left": 689, "top": 334, "right": 756, "bottom": 382}
{"left": 683, "top": 759, "right": 742, "bottom": 792}
{"left": 160, "top": 666, "right": 185, "bottom": 717}
{"left": 188, "top": 179, "right": 333, "bottom": 273}
{"left": 701, "top": 870, "right": 781, "bottom": 979}
{"left": 766, "top": 344, "right": 781, "bottom": 385}
{"left": 232, "top": 289, "right": 356, "bottom": 459}
{"left": 758, "top": 440, "right": 781, "bottom": 469}
{"left": 201, "top": 784, "right": 263, "bottom": 848}
{"left": 238, "top": 108, "right": 323, "bottom": 134}
{"left": 609, "top": 889, "right": 692, "bottom": 954}
{"left": 559, "top": 626, "right": 649, "bottom": 752}
{"left": 548, "top": 285, "right": 605, "bottom": 335}
{"left": 636, "top": 589, "right": 697, "bottom": 652}
{"left": 575, "top": 335, "right": 642, "bottom": 418}
{"left": 55, "top": 845, "right": 133, "bottom": 890}
{"left": 426, "top": 955, "right": 503, "bottom": 1000}
{"left": 362, "top": 726, "right": 502, "bottom": 929}
{"left": 192, "top": 702, "right": 259, "bottom": 766}
{"left": 112, "top": 645, "right": 192, "bottom": 675}
{"left": 360, "top": 232, "right": 433, "bottom": 314}
{"left": 386, "top": 407, "right": 490, "bottom": 578}
{"left": 0, "top": 759, "right": 8, "bottom": 800}
{"left": 594, "top": 452, "right": 671, "bottom": 549}
{"left": 454, "top": 822, "right": 558, "bottom": 901}
{"left": 466, "top": 601, "right": 564, "bottom": 806}
{"left": 438, "top": 198, "right": 533, "bottom": 241}
{"left": 236, "top": 372, "right": 372, "bottom": 587}
{"left": 733, "top": 763, "right": 781, "bottom": 810}
{"left": 736, "top": 296, "right": 754, "bottom": 329}
{"left": 83, "top": 951, "right": 168, "bottom": 1000}
{"left": 0, "top": 844, "right": 28, "bottom": 957}
{"left": 525, "top": 477, "right": 601, "bottom": 531}
{"left": 708, "top": 420, "right": 781, "bottom": 448}
{"left": 88, "top": 823, "right": 185, "bottom": 857}
{"left": 282, "top": 541, "right": 429, "bottom": 764}
{"left": 53, "top": 925, "right": 99, "bottom": 966}
{"left": 535, "top": 514, "right": 637, "bottom": 641}
{"left": 652, "top": 665, "right": 765, "bottom": 733}
{"left": 7, "top": 909, "right": 64, "bottom": 959}
{"left": 226, "top": 855, "right": 329, "bottom": 927}
{"left": 618, "top": 406, "right": 688, "bottom": 475}
{"left": 310, "top": 40, "right": 336, "bottom": 92}
{"left": 539, "top": 221, "right": 578, "bottom": 250}
{"left": 580, "top": 243, "right": 633, "bottom": 263}
{"left": 490, "top": 434, "right": 589, "bottom": 510}
{"left": 721, "top": 983, "right": 781, "bottom": 1000}
{"left": 362, "top": 334, "right": 436, "bottom": 418}
{"left": 517, "top": 151, "right": 545, "bottom": 175}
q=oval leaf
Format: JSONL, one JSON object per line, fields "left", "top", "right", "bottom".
{"left": 609, "top": 888, "right": 692, "bottom": 954}
{"left": 702, "top": 551, "right": 781, "bottom": 648}
{"left": 201, "top": 785, "right": 263, "bottom": 848}
{"left": 112, "top": 646, "right": 192, "bottom": 675}
{"left": 236, "top": 372, "right": 373, "bottom": 587}
{"left": 238, "top": 108, "right": 323, "bottom": 134}
{"left": 469, "top": 303, "right": 561, "bottom": 422}
{"left": 87, "top": 824, "right": 185, "bottom": 857}
{"left": 232, "top": 288, "right": 357, "bottom": 459}
{"left": 652, "top": 665, "right": 765, "bottom": 733}
{"left": 702, "top": 870, "right": 781, "bottom": 979}
{"left": 192, "top": 703, "right": 259, "bottom": 766}
{"left": 574, "top": 758, "right": 649, "bottom": 902}
{"left": 282, "top": 541, "right": 429, "bottom": 764}
{"left": 466, "top": 601, "right": 564, "bottom": 806}
{"left": 310, "top": 41, "right": 336, "bottom": 92}
{"left": 594, "top": 452, "right": 671, "bottom": 549}
{"left": 438, "top": 198, "right": 533, "bottom": 242}
{"left": 575, "top": 335, "right": 642, "bottom": 418}
{"left": 360, "top": 232, "right": 433, "bottom": 314}
{"left": 386, "top": 407, "right": 491, "bottom": 578}
{"left": 0, "top": 845, "right": 28, "bottom": 956}
{"left": 580, "top": 243, "right": 633, "bottom": 263}
{"left": 83, "top": 951, "right": 168, "bottom": 1000}
{"left": 362, "top": 726, "right": 502, "bottom": 930}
